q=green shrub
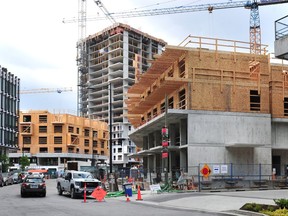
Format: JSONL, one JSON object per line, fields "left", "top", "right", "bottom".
{"left": 274, "top": 199, "right": 288, "bottom": 209}
{"left": 241, "top": 203, "right": 263, "bottom": 212}
{"left": 261, "top": 208, "right": 288, "bottom": 216}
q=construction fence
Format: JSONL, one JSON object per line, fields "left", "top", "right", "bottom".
{"left": 107, "top": 163, "right": 288, "bottom": 192}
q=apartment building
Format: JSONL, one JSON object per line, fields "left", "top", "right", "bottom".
{"left": 79, "top": 23, "right": 166, "bottom": 168}
{"left": 126, "top": 35, "right": 288, "bottom": 179}
{"left": 9, "top": 110, "right": 108, "bottom": 167}
{"left": 0, "top": 66, "right": 19, "bottom": 157}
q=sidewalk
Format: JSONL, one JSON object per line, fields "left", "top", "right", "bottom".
{"left": 118, "top": 189, "right": 288, "bottom": 215}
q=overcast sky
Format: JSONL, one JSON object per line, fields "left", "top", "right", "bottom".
{"left": 0, "top": 0, "right": 287, "bottom": 114}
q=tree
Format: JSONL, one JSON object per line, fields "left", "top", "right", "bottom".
{"left": 19, "top": 156, "right": 30, "bottom": 171}
{"left": 0, "top": 154, "right": 10, "bottom": 172}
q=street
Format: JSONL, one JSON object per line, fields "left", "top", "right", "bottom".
{"left": 0, "top": 179, "right": 230, "bottom": 216}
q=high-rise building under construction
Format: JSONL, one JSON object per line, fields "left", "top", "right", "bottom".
{"left": 78, "top": 23, "right": 166, "bottom": 168}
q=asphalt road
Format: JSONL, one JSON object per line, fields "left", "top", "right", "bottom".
{"left": 0, "top": 179, "right": 232, "bottom": 216}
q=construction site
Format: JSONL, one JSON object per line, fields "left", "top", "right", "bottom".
{"left": 1, "top": 0, "right": 288, "bottom": 192}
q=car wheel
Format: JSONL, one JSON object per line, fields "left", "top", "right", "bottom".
{"left": 21, "top": 191, "right": 25, "bottom": 198}
{"left": 70, "top": 187, "right": 76, "bottom": 199}
{"left": 57, "top": 184, "right": 63, "bottom": 195}
{"left": 0, "top": 182, "right": 3, "bottom": 187}
{"left": 5, "top": 181, "right": 8, "bottom": 186}
{"left": 42, "top": 192, "right": 46, "bottom": 197}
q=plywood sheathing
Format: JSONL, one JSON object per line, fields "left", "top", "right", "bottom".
{"left": 270, "top": 63, "right": 288, "bottom": 118}
{"left": 126, "top": 43, "right": 274, "bottom": 128}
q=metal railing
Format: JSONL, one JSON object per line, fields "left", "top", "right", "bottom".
{"left": 275, "top": 15, "right": 288, "bottom": 40}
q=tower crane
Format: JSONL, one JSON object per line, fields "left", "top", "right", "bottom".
{"left": 20, "top": 87, "right": 73, "bottom": 94}
{"left": 64, "top": 0, "right": 288, "bottom": 55}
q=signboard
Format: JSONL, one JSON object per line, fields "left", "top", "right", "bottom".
{"left": 213, "top": 165, "right": 220, "bottom": 174}
{"left": 162, "top": 152, "right": 168, "bottom": 158}
{"left": 221, "top": 165, "right": 228, "bottom": 174}
{"left": 149, "top": 184, "right": 161, "bottom": 193}
{"left": 91, "top": 186, "right": 107, "bottom": 202}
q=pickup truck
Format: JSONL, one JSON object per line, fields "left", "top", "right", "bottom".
{"left": 56, "top": 170, "right": 101, "bottom": 199}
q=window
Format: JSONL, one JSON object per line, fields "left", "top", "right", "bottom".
{"left": 147, "top": 112, "right": 151, "bottom": 120}
{"left": 23, "top": 115, "right": 31, "bottom": 122}
{"left": 250, "top": 90, "right": 260, "bottom": 111}
{"left": 153, "top": 108, "right": 157, "bottom": 117}
{"left": 39, "top": 115, "right": 47, "bottom": 123}
{"left": 54, "top": 147, "right": 62, "bottom": 153}
{"left": 93, "top": 130, "right": 98, "bottom": 138}
{"left": 93, "top": 140, "right": 98, "bottom": 147}
{"left": 113, "top": 149, "right": 116, "bottom": 153}
{"left": 68, "top": 126, "right": 74, "bottom": 133}
{"left": 76, "top": 128, "right": 79, "bottom": 134}
{"left": 22, "top": 126, "right": 31, "bottom": 133}
{"left": 101, "top": 141, "right": 105, "bottom": 148}
{"left": 118, "top": 148, "right": 122, "bottom": 153}
{"left": 39, "top": 147, "right": 48, "bottom": 153}
{"left": 54, "top": 136, "right": 62, "bottom": 144}
{"left": 84, "top": 139, "right": 89, "bottom": 147}
{"left": 71, "top": 135, "right": 79, "bottom": 145}
{"left": 39, "top": 137, "right": 47, "bottom": 144}
{"left": 84, "top": 129, "right": 90, "bottom": 136}
{"left": 179, "top": 89, "right": 186, "bottom": 109}
{"left": 23, "top": 136, "right": 31, "bottom": 144}
{"left": 54, "top": 125, "right": 62, "bottom": 133}
{"left": 84, "top": 149, "right": 89, "bottom": 154}
{"left": 118, "top": 155, "right": 122, "bottom": 160}
{"left": 178, "top": 59, "right": 185, "bottom": 78}
{"left": 284, "top": 98, "right": 288, "bottom": 116}
{"left": 23, "top": 148, "right": 30, "bottom": 153}
{"left": 168, "top": 97, "right": 174, "bottom": 109}
{"left": 39, "top": 126, "right": 47, "bottom": 133}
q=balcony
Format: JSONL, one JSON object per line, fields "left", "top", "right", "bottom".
{"left": 275, "top": 15, "right": 288, "bottom": 60}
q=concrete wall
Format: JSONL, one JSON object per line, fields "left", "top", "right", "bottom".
{"left": 187, "top": 110, "right": 272, "bottom": 167}
{"left": 272, "top": 120, "right": 288, "bottom": 149}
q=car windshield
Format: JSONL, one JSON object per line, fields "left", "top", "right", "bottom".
{"left": 73, "top": 173, "right": 93, "bottom": 179}
{"left": 25, "top": 178, "right": 43, "bottom": 183}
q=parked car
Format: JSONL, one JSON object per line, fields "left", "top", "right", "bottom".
{"left": 2, "top": 173, "right": 14, "bottom": 186}
{"left": 0, "top": 173, "right": 4, "bottom": 187}
{"left": 21, "top": 174, "right": 46, "bottom": 197}
{"left": 11, "top": 172, "right": 21, "bottom": 184}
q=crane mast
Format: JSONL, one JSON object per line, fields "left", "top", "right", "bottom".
{"left": 77, "top": 0, "right": 88, "bottom": 117}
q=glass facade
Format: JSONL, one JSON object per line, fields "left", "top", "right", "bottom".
{"left": 0, "top": 66, "right": 20, "bottom": 151}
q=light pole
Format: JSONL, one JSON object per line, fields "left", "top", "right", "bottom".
{"left": 108, "top": 82, "right": 115, "bottom": 191}
{"left": 109, "top": 82, "right": 113, "bottom": 174}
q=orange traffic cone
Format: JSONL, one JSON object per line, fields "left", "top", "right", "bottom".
{"left": 126, "top": 194, "right": 130, "bottom": 202}
{"left": 136, "top": 185, "right": 143, "bottom": 201}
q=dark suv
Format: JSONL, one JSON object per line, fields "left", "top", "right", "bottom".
{"left": 20, "top": 174, "right": 46, "bottom": 197}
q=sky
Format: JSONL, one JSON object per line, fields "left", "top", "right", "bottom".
{"left": 0, "top": 0, "right": 287, "bottom": 114}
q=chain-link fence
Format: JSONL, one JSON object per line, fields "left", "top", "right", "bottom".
{"left": 108, "top": 163, "right": 288, "bottom": 192}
